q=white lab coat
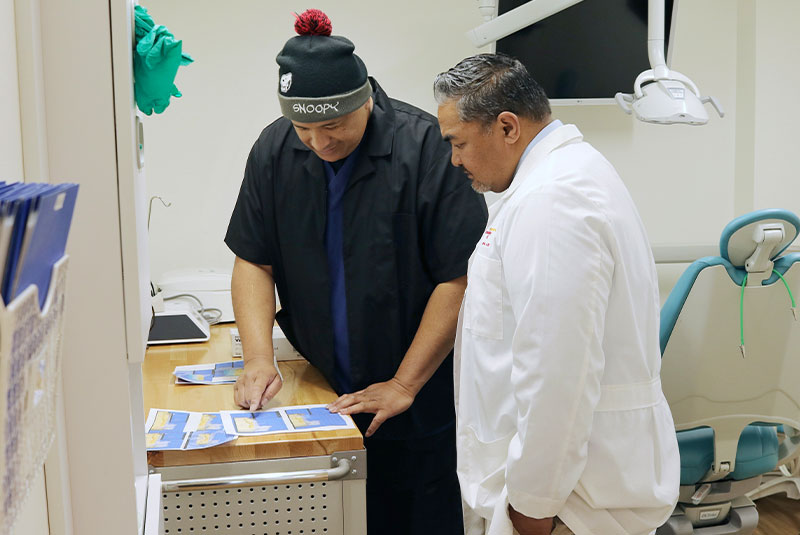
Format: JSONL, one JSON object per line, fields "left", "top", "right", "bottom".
{"left": 455, "top": 124, "right": 680, "bottom": 535}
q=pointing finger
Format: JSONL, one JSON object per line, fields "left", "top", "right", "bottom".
{"left": 247, "top": 376, "right": 267, "bottom": 412}
{"left": 261, "top": 376, "right": 283, "bottom": 405}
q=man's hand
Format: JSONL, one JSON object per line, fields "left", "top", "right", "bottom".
{"left": 508, "top": 505, "right": 553, "bottom": 535}
{"left": 327, "top": 378, "right": 415, "bottom": 437}
{"left": 234, "top": 356, "right": 283, "bottom": 411}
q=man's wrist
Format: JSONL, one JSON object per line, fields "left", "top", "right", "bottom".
{"left": 508, "top": 504, "right": 553, "bottom": 535}
{"left": 245, "top": 354, "right": 277, "bottom": 367}
{"left": 390, "top": 374, "right": 421, "bottom": 398}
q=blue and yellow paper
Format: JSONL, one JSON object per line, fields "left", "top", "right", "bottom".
{"left": 221, "top": 404, "right": 355, "bottom": 437}
{"left": 146, "top": 430, "right": 187, "bottom": 450}
{"left": 226, "top": 410, "right": 289, "bottom": 436}
{"left": 145, "top": 409, "right": 191, "bottom": 450}
{"left": 145, "top": 410, "right": 236, "bottom": 451}
{"left": 286, "top": 407, "right": 347, "bottom": 430}
{"left": 150, "top": 409, "right": 189, "bottom": 431}
{"left": 174, "top": 360, "right": 244, "bottom": 385}
{"left": 185, "top": 413, "right": 236, "bottom": 449}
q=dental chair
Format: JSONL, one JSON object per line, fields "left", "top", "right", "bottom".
{"left": 656, "top": 209, "right": 800, "bottom": 535}
{"left": 748, "top": 438, "right": 800, "bottom": 502}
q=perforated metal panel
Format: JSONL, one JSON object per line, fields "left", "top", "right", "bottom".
{"left": 162, "top": 481, "right": 342, "bottom": 535}
{"left": 155, "top": 452, "right": 366, "bottom": 535}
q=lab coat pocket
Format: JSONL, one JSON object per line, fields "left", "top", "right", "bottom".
{"left": 465, "top": 254, "right": 504, "bottom": 340}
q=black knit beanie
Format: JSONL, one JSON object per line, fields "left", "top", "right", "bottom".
{"left": 276, "top": 9, "right": 371, "bottom": 122}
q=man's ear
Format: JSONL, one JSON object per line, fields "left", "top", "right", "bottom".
{"left": 497, "top": 111, "right": 521, "bottom": 144}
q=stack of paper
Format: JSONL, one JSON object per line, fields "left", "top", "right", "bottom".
{"left": 0, "top": 182, "right": 79, "bottom": 308}
{"left": 173, "top": 360, "right": 244, "bottom": 384}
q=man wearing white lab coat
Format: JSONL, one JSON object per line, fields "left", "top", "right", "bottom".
{"left": 434, "top": 54, "right": 680, "bottom": 535}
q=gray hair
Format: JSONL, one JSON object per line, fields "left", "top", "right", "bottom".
{"left": 433, "top": 53, "right": 551, "bottom": 127}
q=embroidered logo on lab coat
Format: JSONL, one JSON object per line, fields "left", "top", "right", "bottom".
{"left": 280, "top": 73, "right": 293, "bottom": 93}
{"left": 480, "top": 227, "right": 497, "bottom": 248}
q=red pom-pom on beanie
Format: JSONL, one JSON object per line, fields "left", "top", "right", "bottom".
{"left": 294, "top": 9, "right": 332, "bottom": 36}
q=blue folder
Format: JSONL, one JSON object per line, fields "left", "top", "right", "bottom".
{"left": 10, "top": 184, "right": 79, "bottom": 308}
{"left": 0, "top": 183, "right": 49, "bottom": 304}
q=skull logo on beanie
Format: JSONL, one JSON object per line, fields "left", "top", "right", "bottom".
{"left": 280, "top": 72, "right": 292, "bottom": 93}
{"left": 276, "top": 9, "right": 371, "bottom": 122}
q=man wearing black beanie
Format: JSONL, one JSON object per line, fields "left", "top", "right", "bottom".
{"left": 225, "top": 9, "right": 487, "bottom": 535}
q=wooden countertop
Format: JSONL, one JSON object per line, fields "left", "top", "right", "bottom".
{"left": 143, "top": 324, "right": 363, "bottom": 467}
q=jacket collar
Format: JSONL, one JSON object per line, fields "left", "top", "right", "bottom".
{"left": 500, "top": 123, "right": 583, "bottom": 200}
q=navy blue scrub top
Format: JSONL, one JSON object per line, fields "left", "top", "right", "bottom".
{"left": 323, "top": 144, "right": 362, "bottom": 393}
{"left": 225, "top": 78, "right": 488, "bottom": 440}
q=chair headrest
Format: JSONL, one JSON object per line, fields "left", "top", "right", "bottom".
{"left": 720, "top": 209, "right": 800, "bottom": 268}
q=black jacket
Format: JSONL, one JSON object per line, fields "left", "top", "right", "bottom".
{"left": 226, "top": 78, "right": 488, "bottom": 439}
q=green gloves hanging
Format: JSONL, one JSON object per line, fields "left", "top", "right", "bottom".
{"left": 134, "top": 5, "right": 193, "bottom": 115}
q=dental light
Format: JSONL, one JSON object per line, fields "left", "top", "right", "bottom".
{"left": 615, "top": 0, "right": 724, "bottom": 125}
{"left": 466, "top": 0, "right": 724, "bottom": 125}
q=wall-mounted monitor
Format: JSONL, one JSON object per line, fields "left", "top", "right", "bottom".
{"left": 496, "top": 0, "right": 677, "bottom": 104}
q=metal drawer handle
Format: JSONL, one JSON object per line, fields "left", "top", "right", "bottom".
{"left": 161, "top": 458, "right": 352, "bottom": 492}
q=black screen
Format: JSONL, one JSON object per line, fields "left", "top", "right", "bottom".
{"left": 496, "top": 0, "right": 674, "bottom": 100}
{"left": 148, "top": 314, "right": 207, "bottom": 343}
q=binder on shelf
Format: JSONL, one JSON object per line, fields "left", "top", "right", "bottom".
{"left": 11, "top": 184, "right": 79, "bottom": 308}
{"left": 0, "top": 198, "right": 17, "bottom": 290}
{"left": 0, "top": 183, "right": 50, "bottom": 303}
{"left": 0, "top": 183, "right": 79, "bottom": 308}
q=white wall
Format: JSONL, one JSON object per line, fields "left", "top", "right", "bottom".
{"left": 0, "top": 0, "right": 23, "bottom": 180}
{"left": 752, "top": 0, "right": 800, "bottom": 213}
{"left": 143, "top": 1, "right": 799, "bottom": 294}
{"left": 143, "top": 0, "right": 486, "bottom": 281}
